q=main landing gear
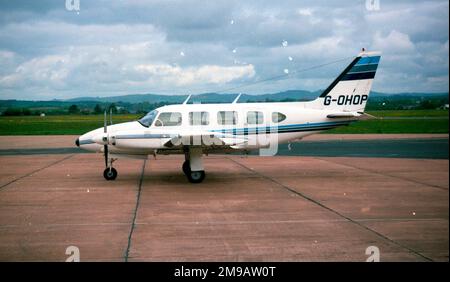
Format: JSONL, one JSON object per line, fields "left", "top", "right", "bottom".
{"left": 183, "top": 147, "right": 206, "bottom": 183}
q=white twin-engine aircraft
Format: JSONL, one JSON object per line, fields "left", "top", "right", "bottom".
{"left": 76, "top": 50, "right": 381, "bottom": 183}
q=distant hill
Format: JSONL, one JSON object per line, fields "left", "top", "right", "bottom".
{"left": 370, "top": 91, "right": 449, "bottom": 98}
{"left": 64, "top": 90, "right": 448, "bottom": 104}
{"left": 67, "top": 94, "right": 185, "bottom": 104}
{"left": 1, "top": 90, "right": 448, "bottom": 115}
{"left": 65, "top": 90, "right": 321, "bottom": 104}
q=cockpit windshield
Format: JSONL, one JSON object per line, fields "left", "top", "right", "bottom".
{"left": 138, "top": 110, "right": 158, "bottom": 127}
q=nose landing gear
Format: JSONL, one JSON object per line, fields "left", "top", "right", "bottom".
{"left": 103, "top": 158, "right": 118, "bottom": 181}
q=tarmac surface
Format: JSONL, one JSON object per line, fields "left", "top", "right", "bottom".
{"left": 0, "top": 135, "right": 448, "bottom": 261}
{"left": 0, "top": 135, "right": 448, "bottom": 159}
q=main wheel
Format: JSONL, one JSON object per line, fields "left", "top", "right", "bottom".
{"left": 182, "top": 160, "right": 190, "bottom": 175}
{"left": 103, "top": 167, "right": 118, "bottom": 180}
{"left": 187, "top": 170, "right": 205, "bottom": 183}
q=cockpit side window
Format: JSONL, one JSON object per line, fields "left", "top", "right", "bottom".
{"left": 138, "top": 110, "right": 158, "bottom": 127}
{"left": 272, "top": 112, "right": 287, "bottom": 123}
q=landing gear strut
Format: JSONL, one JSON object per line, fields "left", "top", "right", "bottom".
{"left": 103, "top": 158, "right": 118, "bottom": 181}
{"left": 182, "top": 147, "right": 206, "bottom": 183}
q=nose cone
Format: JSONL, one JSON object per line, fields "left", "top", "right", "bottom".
{"left": 77, "top": 130, "right": 104, "bottom": 153}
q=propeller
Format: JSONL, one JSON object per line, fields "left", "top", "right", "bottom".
{"left": 104, "top": 110, "right": 108, "bottom": 167}
{"left": 110, "top": 107, "right": 113, "bottom": 126}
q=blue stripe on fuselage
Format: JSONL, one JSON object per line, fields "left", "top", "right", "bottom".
{"left": 90, "top": 121, "right": 354, "bottom": 142}
{"left": 211, "top": 120, "right": 353, "bottom": 135}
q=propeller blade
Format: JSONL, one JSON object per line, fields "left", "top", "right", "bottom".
{"left": 110, "top": 107, "right": 113, "bottom": 125}
{"left": 103, "top": 110, "right": 109, "bottom": 167}
{"left": 104, "top": 110, "right": 107, "bottom": 133}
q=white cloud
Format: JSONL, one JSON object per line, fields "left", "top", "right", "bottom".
{"left": 296, "top": 8, "right": 321, "bottom": 24}
{"left": 0, "top": 1, "right": 448, "bottom": 98}
{"left": 373, "top": 30, "right": 415, "bottom": 54}
{"left": 0, "top": 38, "right": 255, "bottom": 98}
{"left": 297, "top": 8, "right": 313, "bottom": 17}
{"left": 134, "top": 63, "right": 255, "bottom": 85}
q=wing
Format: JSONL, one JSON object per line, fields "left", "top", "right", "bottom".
{"left": 163, "top": 131, "right": 248, "bottom": 149}
{"left": 109, "top": 153, "right": 148, "bottom": 160}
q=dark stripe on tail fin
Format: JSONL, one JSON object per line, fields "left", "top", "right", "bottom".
{"left": 348, "top": 64, "right": 378, "bottom": 73}
{"left": 319, "top": 57, "right": 360, "bottom": 98}
{"left": 342, "top": 71, "right": 376, "bottom": 81}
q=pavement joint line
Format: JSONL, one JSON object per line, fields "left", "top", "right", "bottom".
{"left": 316, "top": 157, "right": 448, "bottom": 192}
{"left": 0, "top": 222, "right": 132, "bottom": 228}
{"left": 0, "top": 154, "right": 74, "bottom": 192}
{"left": 124, "top": 159, "right": 147, "bottom": 262}
{"left": 226, "top": 156, "right": 434, "bottom": 262}
{"left": 131, "top": 217, "right": 448, "bottom": 226}
{"left": 0, "top": 148, "right": 89, "bottom": 156}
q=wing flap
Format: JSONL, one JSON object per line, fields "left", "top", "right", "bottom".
{"left": 109, "top": 153, "right": 148, "bottom": 160}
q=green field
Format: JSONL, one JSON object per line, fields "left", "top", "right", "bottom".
{"left": 0, "top": 114, "right": 141, "bottom": 135}
{"left": 328, "top": 110, "right": 449, "bottom": 134}
{"left": 366, "top": 110, "right": 449, "bottom": 118}
{"left": 0, "top": 110, "right": 448, "bottom": 135}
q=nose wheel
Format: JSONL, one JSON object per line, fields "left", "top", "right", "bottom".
{"left": 103, "top": 167, "right": 118, "bottom": 180}
{"left": 103, "top": 157, "right": 118, "bottom": 181}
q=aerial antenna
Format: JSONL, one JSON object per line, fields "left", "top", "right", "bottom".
{"left": 232, "top": 93, "right": 242, "bottom": 104}
{"left": 182, "top": 94, "right": 192, "bottom": 104}
{"left": 148, "top": 55, "right": 356, "bottom": 97}
{"left": 202, "top": 56, "right": 355, "bottom": 95}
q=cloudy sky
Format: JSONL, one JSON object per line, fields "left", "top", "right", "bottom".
{"left": 0, "top": 0, "right": 448, "bottom": 100}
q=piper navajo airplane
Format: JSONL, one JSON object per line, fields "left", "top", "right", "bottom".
{"left": 76, "top": 50, "right": 381, "bottom": 183}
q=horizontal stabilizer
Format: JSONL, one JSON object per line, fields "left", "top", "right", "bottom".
{"left": 327, "top": 112, "right": 378, "bottom": 120}
{"left": 327, "top": 112, "right": 362, "bottom": 118}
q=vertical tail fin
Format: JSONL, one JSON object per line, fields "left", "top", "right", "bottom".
{"left": 307, "top": 50, "right": 381, "bottom": 112}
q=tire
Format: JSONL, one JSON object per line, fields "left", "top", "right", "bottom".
{"left": 187, "top": 170, "right": 205, "bottom": 183}
{"left": 103, "top": 167, "right": 118, "bottom": 180}
{"left": 182, "top": 160, "right": 190, "bottom": 175}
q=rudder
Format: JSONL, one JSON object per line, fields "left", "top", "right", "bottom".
{"left": 308, "top": 50, "right": 381, "bottom": 112}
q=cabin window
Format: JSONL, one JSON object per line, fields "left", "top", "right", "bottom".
{"left": 247, "top": 111, "right": 264, "bottom": 124}
{"left": 138, "top": 110, "right": 158, "bottom": 127}
{"left": 189, "top": 111, "right": 209, "bottom": 125}
{"left": 154, "top": 112, "right": 182, "bottom": 126}
{"left": 217, "top": 111, "right": 237, "bottom": 125}
{"left": 272, "top": 112, "right": 286, "bottom": 123}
